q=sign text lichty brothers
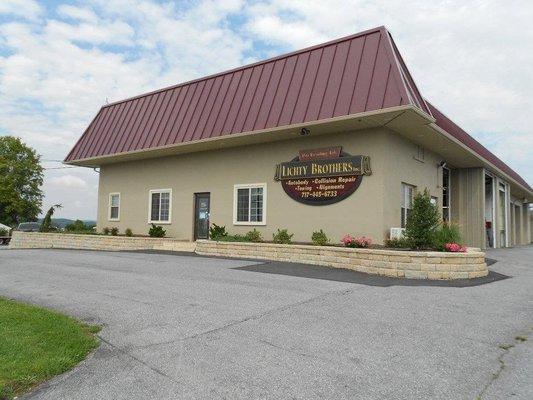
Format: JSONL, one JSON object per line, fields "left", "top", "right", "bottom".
{"left": 274, "top": 146, "right": 371, "bottom": 205}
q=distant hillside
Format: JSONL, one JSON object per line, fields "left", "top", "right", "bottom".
{"left": 36, "top": 218, "right": 96, "bottom": 229}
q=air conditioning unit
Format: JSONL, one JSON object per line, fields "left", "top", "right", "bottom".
{"left": 389, "top": 228, "right": 405, "bottom": 240}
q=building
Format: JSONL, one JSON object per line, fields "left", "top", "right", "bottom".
{"left": 65, "top": 26, "right": 532, "bottom": 249}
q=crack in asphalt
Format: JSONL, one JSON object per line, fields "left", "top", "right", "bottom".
{"left": 134, "top": 287, "right": 356, "bottom": 351}
{"left": 96, "top": 335, "right": 182, "bottom": 385}
{"left": 475, "top": 329, "right": 531, "bottom": 400}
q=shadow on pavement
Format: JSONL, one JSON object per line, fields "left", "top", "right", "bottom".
{"left": 233, "top": 261, "right": 508, "bottom": 287}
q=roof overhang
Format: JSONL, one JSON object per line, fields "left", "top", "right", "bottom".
{"left": 66, "top": 105, "right": 532, "bottom": 200}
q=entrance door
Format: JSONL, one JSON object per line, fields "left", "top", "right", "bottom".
{"left": 194, "top": 193, "right": 210, "bottom": 240}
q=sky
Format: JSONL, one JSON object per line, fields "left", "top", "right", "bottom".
{"left": 0, "top": 0, "right": 531, "bottom": 220}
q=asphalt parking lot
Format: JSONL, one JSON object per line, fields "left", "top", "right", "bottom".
{"left": 0, "top": 247, "right": 531, "bottom": 400}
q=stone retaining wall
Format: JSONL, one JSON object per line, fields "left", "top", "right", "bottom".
{"left": 195, "top": 240, "right": 488, "bottom": 280}
{"left": 9, "top": 232, "right": 488, "bottom": 280}
{"left": 8, "top": 231, "right": 196, "bottom": 252}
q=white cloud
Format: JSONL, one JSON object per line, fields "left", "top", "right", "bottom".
{"left": 0, "top": 0, "right": 531, "bottom": 220}
{"left": 0, "top": 0, "right": 42, "bottom": 20}
{"left": 243, "top": 0, "right": 533, "bottom": 185}
{"left": 48, "top": 174, "right": 88, "bottom": 189}
{"left": 57, "top": 5, "right": 98, "bottom": 23}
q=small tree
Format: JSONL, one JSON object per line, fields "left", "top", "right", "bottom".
{"left": 149, "top": 224, "right": 166, "bottom": 238}
{"left": 40, "top": 204, "right": 62, "bottom": 232}
{"left": 65, "top": 219, "right": 93, "bottom": 232}
{"left": 0, "top": 136, "right": 44, "bottom": 226}
{"left": 405, "top": 189, "right": 440, "bottom": 249}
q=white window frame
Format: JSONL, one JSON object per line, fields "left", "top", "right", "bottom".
{"left": 148, "top": 189, "right": 172, "bottom": 224}
{"left": 108, "top": 193, "right": 120, "bottom": 222}
{"left": 401, "top": 183, "right": 415, "bottom": 228}
{"left": 233, "top": 183, "right": 267, "bottom": 226}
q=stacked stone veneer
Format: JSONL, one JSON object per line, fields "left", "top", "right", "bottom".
{"left": 9, "top": 232, "right": 488, "bottom": 280}
{"left": 8, "top": 231, "right": 196, "bottom": 252}
{"left": 195, "top": 240, "right": 488, "bottom": 280}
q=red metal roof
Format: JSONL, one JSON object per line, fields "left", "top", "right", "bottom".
{"left": 427, "top": 101, "right": 532, "bottom": 191}
{"left": 64, "top": 26, "right": 530, "bottom": 193}
{"left": 65, "top": 26, "right": 425, "bottom": 162}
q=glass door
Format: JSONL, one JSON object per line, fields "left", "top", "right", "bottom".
{"left": 194, "top": 193, "right": 210, "bottom": 240}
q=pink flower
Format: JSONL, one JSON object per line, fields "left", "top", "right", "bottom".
{"left": 341, "top": 234, "right": 355, "bottom": 247}
{"left": 355, "top": 236, "right": 372, "bottom": 248}
{"left": 341, "top": 235, "right": 372, "bottom": 248}
{"left": 444, "top": 243, "right": 467, "bottom": 252}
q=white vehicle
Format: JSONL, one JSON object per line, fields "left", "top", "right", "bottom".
{"left": 0, "top": 222, "right": 12, "bottom": 245}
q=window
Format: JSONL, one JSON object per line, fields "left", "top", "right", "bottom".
{"left": 109, "top": 193, "right": 120, "bottom": 221}
{"left": 414, "top": 145, "right": 425, "bottom": 162}
{"left": 442, "top": 167, "right": 450, "bottom": 222}
{"left": 401, "top": 183, "right": 415, "bottom": 228}
{"left": 233, "top": 184, "right": 266, "bottom": 225}
{"left": 149, "top": 189, "right": 171, "bottom": 223}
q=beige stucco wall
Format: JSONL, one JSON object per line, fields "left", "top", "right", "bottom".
{"left": 96, "top": 128, "right": 444, "bottom": 244}
{"left": 381, "top": 132, "right": 442, "bottom": 239}
{"left": 450, "top": 168, "right": 485, "bottom": 249}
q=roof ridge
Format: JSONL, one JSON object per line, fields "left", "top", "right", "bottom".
{"left": 101, "top": 26, "right": 387, "bottom": 109}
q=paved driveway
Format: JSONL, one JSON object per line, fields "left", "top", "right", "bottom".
{"left": 0, "top": 247, "right": 531, "bottom": 400}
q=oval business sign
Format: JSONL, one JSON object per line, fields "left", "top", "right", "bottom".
{"left": 274, "top": 147, "right": 371, "bottom": 206}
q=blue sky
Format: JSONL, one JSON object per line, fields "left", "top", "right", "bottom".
{"left": 0, "top": 0, "right": 532, "bottom": 219}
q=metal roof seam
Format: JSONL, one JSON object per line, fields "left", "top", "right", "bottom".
{"left": 149, "top": 87, "right": 181, "bottom": 149}
{"left": 380, "top": 65, "right": 392, "bottom": 109}
{"left": 347, "top": 36, "right": 368, "bottom": 116}
{"left": 167, "top": 81, "right": 200, "bottom": 145}
{"left": 89, "top": 103, "right": 120, "bottom": 154}
{"left": 118, "top": 96, "right": 150, "bottom": 153}
{"left": 363, "top": 33, "right": 382, "bottom": 112}
{"left": 331, "top": 39, "right": 353, "bottom": 118}
{"left": 226, "top": 67, "right": 254, "bottom": 135}
{"left": 129, "top": 92, "right": 161, "bottom": 151}
{"left": 99, "top": 26, "right": 385, "bottom": 111}
{"left": 213, "top": 69, "right": 245, "bottom": 138}
{"left": 103, "top": 99, "right": 134, "bottom": 155}
{"left": 316, "top": 42, "right": 339, "bottom": 120}
{"left": 77, "top": 106, "right": 109, "bottom": 159}
{"left": 197, "top": 77, "right": 225, "bottom": 140}
{"left": 286, "top": 52, "right": 311, "bottom": 125}
{"left": 187, "top": 78, "right": 217, "bottom": 141}
{"left": 208, "top": 72, "right": 239, "bottom": 138}
{"left": 260, "top": 57, "right": 288, "bottom": 131}
{"left": 140, "top": 89, "right": 173, "bottom": 150}
{"left": 300, "top": 47, "right": 325, "bottom": 124}
{"left": 179, "top": 79, "right": 210, "bottom": 143}
{"left": 388, "top": 32, "right": 431, "bottom": 115}
{"left": 161, "top": 85, "right": 189, "bottom": 146}
{"left": 113, "top": 96, "right": 143, "bottom": 154}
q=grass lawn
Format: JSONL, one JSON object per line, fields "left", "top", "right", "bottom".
{"left": 0, "top": 297, "right": 100, "bottom": 400}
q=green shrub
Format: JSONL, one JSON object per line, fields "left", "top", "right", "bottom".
{"left": 245, "top": 228, "right": 263, "bottom": 242}
{"left": 209, "top": 223, "right": 228, "bottom": 240}
{"left": 218, "top": 234, "right": 248, "bottom": 242}
{"left": 148, "top": 224, "right": 166, "bottom": 238}
{"left": 125, "top": 228, "right": 133, "bottom": 237}
{"left": 65, "top": 219, "right": 93, "bottom": 232}
{"left": 432, "top": 223, "right": 462, "bottom": 251}
{"left": 0, "top": 228, "right": 8, "bottom": 236}
{"left": 311, "top": 229, "right": 329, "bottom": 246}
{"left": 385, "top": 237, "right": 411, "bottom": 248}
{"left": 405, "top": 189, "right": 440, "bottom": 249}
{"left": 110, "top": 227, "right": 119, "bottom": 236}
{"left": 273, "top": 229, "right": 293, "bottom": 244}
{"left": 102, "top": 227, "right": 110, "bottom": 235}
